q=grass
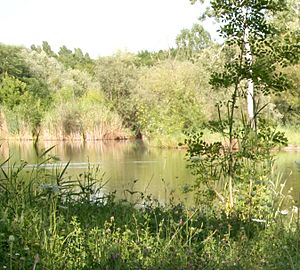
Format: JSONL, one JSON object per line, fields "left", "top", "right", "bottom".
{"left": 0, "top": 155, "right": 300, "bottom": 269}
{"left": 0, "top": 101, "right": 132, "bottom": 141}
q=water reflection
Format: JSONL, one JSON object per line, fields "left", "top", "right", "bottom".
{"left": 1, "top": 140, "right": 300, "bottom": 204}
{"left": 275, "top": 151, "right": 300, "bottom": 202}
{"left": 0, "top": 140, "right": 194, "bottom": 204}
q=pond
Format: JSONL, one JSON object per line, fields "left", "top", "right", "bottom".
{"left": 0, "top": 140, "right": 300, "bottom": 204}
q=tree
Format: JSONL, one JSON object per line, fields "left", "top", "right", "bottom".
{"left": 176, "top": 23, "right": 212, "bottom": 60}
{"left": 136, "top": 49, "right": 178, "bottom": 66}
{"left": 191, "top": 0, "right": 300, "bottom": 127}
{"left": 186, "top": 0, "right": 299, "bottom": 211}
{"left": 274, "top": 0, "right": 300, "bottom": 31}
{"left": 58, "top": 45, "right": 74, "bottom": 68}
{"left": 94, "top": 53, "right": 139, "bottom": 132}
{"left": 0, "top": 74, "right": 45, "bottom": 137}
{"left": 0, "top": 44, "right": 31, "bottom": 79}
{"left": 134, "top": 60, "right": 210, "bottom": 139}
{"left": 269, "top": 0, "right": 300, "bottom": 125}
{"left": 0, "top": 73, "right": 27, "bottom": 111}
{"left": 57, "top": 45, "right": 95, "bottom": 73}
{"left": 42, "top": 41, "right": 56, "bottom": 58}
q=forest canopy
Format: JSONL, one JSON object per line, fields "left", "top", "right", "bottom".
{"left": 0, "top": 6, "right": 299, "bottom": 145}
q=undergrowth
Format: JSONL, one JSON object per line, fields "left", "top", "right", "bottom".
{"left": 0, "top": 152, "right": 299, "bottom": 269}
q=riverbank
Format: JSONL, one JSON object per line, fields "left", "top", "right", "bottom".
{"left": 0, "top": 125, "right": 299, "bottom": 149}
{"left": 0, "top": 161, "right": 299, "bottom": 269}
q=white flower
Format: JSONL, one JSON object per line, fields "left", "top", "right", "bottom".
{"left": 252, "top": 218, "right": 266, "bottom": 223}
{"left": 279, "top": 209, "right": 289, "bottom": 215}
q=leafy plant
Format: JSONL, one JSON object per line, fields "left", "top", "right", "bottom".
{"left": 186, "top": 0, "right": 296, "bottom": 219}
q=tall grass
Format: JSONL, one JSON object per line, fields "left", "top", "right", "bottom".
{"left": 40, "top": 102, "right": 130, "bottom": 141}
{"left": 0, "top": 154, "right": 300, "bottom": 269}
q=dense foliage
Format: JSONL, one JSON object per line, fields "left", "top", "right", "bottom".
{"left": 1, "top": 0, "right": 300, "bottom": 269}
{"left": 0, "top": 5, "right": 299, "bottom": 145}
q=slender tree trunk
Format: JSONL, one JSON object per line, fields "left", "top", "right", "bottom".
{"left": 243, "top": 8, "right": 255, "bottom": 128}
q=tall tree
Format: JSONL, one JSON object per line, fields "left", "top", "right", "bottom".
{"left": 57, "top": 45, "right": 95, "bottom": 73}
{"left": 94, "top": 53, "right": 138, "bottom": 131}
{"left": 42, "top": 41, "right": 56, "bottom": 58}
{"left": 176, "top": 23, "right": 212, "bottom": 60}
{"left": 0, "top": 44, "right": 31, "bottom": 79}
{"left": 187, "top": 0, "right": 300, "bottom": 209}
{"left": 191, "top": 0, "right": 300, "bottom": 127}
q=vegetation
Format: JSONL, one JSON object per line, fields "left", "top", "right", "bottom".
{"left": 0, "top": 155, "right": 299, "bottom": 270}
{"left": 1, "top": 0, "right": 300, "bottom": 269}
{"left": 0, "top": 1, "right": 299, "bottom": 145}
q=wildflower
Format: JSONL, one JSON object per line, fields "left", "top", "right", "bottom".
{"left": 279, "top": 209, "right": 289, "bottom": 215}
{"left": 252, "top": 218, "right": 266, "bottom": 223}
{"left": 110, "top": 216, "right": 115, "bottom": 223}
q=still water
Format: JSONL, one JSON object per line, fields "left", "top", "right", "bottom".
{"left": 0, "top": 140, "right": 300, "bottom": 203}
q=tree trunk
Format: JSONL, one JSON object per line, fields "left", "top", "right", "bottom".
{"left": 243, "top": 8, "right": 255, "bottom": 128}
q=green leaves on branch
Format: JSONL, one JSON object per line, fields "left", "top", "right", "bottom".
{"left": 185, "top": 0, "right": 296, "bottom": 215}
{"left": 176, "top": 23, "right": 213, "bottom": 60}
{"left": 0, "top": 74, "right": 47, "bottom": 136}
{"left": 0, "top": 74, "right": 27, "bottom": 111}
{"left": 134, "top": 60, "right": 209, "bottom": 138}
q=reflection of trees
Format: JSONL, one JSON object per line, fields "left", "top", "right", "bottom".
{"left": 0, "top": 141, "right": 39, "bottom": 162}
{"left": 122, "top": 140, "right": 149, "bottom": 160}
{"left": 0, "top": 141, "right": 195, "bottom": 204}
{"left": 275, "top": 152, "right": 300, "bottom": 200}
{"left": 0, "top": 141, "right": 10, "bottom": 159}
